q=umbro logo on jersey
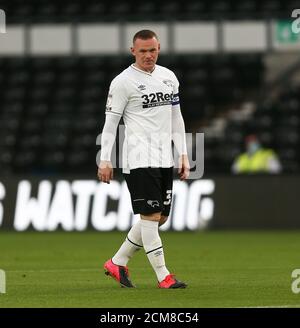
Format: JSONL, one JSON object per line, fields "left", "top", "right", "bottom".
{"left": 138, "top": 84, "right": 146, "bottom": 91}
{"left": 147, "top": 200, "right": 160, "bottom": 208}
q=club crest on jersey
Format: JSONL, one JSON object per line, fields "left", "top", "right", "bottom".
{"left": 138, "top": 84, "right": 146, "bottom": 91}
{"left": 163, "top": 79, "right": 174, "bottom": 88}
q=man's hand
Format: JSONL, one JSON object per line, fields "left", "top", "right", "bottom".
{"left": 178, "top": 154, "right": 190, "bottom": 180}
{"left": 98, "top": 161, "right": 113, "bottom": 184}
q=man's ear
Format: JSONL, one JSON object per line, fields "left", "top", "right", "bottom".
{"left": 130, "top": 47, "right": 135, "bottom": 56}
{"left": 158, "top": 43, "right": 160, "bottom": 52}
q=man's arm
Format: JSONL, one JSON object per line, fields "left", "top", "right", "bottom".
{"left": 98, "top": 76, "right": 128, "bottom": 183}
{"left": 98, "top": 114, "right": 121, "bottom": 183}
{"left": 170, "top": 70, "right": 190, "bottom": 180}
{"left": 172, "top": 107, "right": 190, "bottom": 180}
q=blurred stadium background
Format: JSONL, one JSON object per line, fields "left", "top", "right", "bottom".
{"left": 0, "top": 0, "right": 300, "bottom": 308}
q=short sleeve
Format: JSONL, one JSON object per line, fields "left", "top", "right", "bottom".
{"left": 105, "top": 77, "right": 128, "bottom": 117}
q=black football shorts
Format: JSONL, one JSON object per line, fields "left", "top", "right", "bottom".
{"left": 123, "top": 167, "right": 173, "bottom": 216}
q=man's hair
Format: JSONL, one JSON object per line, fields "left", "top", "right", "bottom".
{"left": 133, "top": 30, "right": 158, "bottom": 43}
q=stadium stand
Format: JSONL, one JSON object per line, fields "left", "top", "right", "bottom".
{"left": 0, "top": 54, "right": 267, "bottom": 174}
{"left": 0, "top": 0, "right": 299, "bottom": 175}
{"left": 0, "top": 0, "right": 298, "bottom": 22}
{"left": 210, "top": 83, "right": 300, "bottom": 173}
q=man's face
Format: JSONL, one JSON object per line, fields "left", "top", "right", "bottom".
{"left": 131, "top": 37, "right": 160, "bottom": 72}
{"left": 246, "top": 140, "right": 260, "bottom": 155}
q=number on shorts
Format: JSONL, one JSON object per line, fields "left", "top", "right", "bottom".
{"left": 163, "top": 190, "right": 172, "bottom": 206}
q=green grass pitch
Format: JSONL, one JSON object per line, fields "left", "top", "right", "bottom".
{"left": 0, "top": 231, "right": 300, "bottom": 308}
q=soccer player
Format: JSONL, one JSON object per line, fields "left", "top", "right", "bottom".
{"left": 98, "top": 30, "right": 189, "bottom": 289}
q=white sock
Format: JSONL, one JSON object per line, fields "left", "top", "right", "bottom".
{"left": 141, "top": 219, "right": 170, "bottom": 282}
{"left": 112, "top": 220, "right": 143, "bottom": 266}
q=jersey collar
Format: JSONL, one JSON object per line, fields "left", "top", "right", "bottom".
{"left": 130, "top": 64, "right": 155, "bottom": 76}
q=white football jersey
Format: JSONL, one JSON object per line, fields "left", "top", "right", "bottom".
{"left": 105, "top": 64, "right": 181, "bottom": 173}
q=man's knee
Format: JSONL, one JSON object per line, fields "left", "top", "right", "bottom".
{"left": 141, "top": 212, "right": 161, "bottom": 222}
{"left": 159, "top": 215, "right": 168, "bottom": 227}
